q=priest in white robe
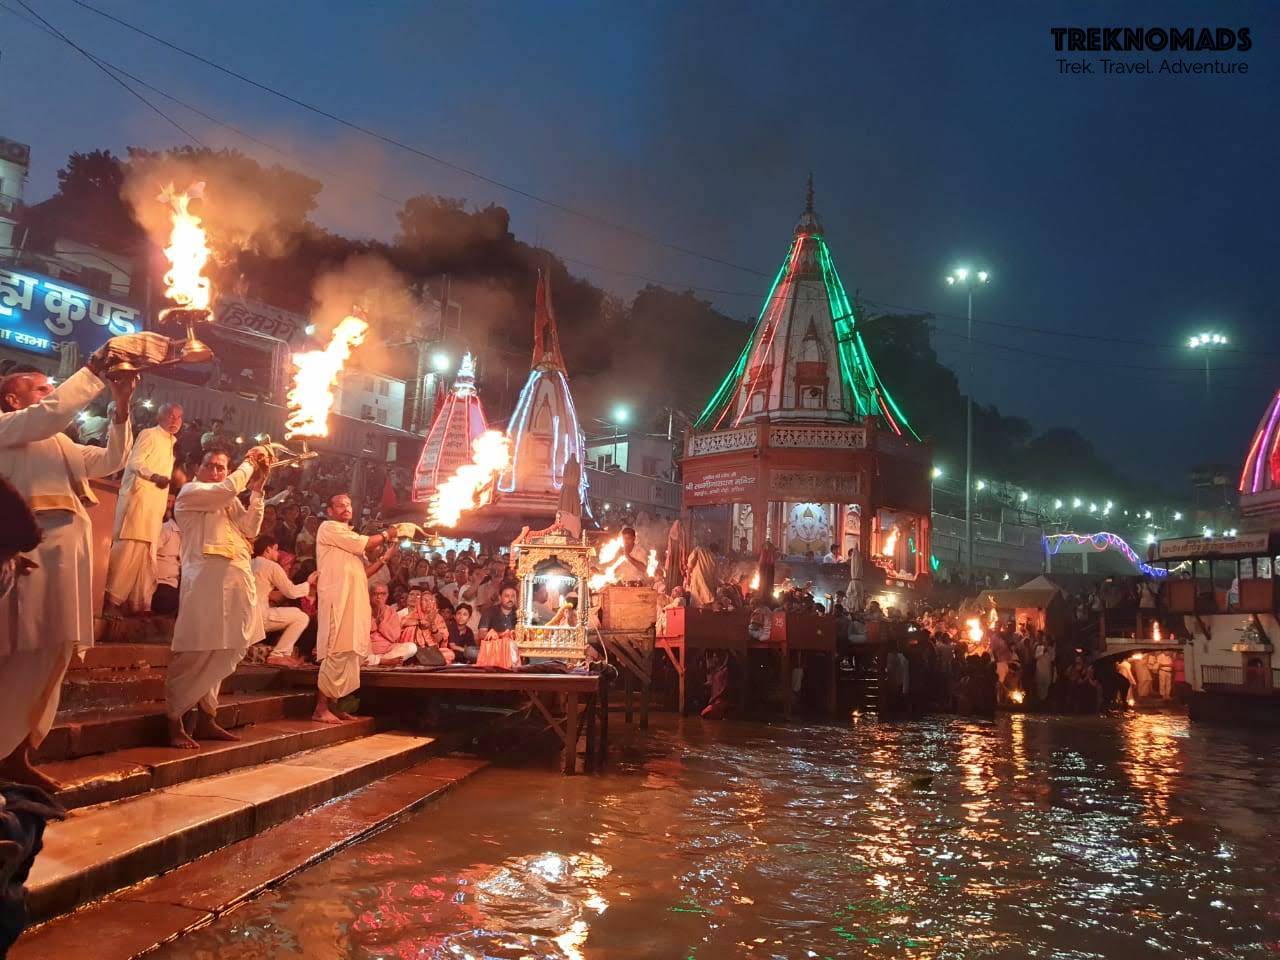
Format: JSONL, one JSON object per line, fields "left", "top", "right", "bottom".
{"left": 613, "top": 525, "right": 652, "bottom": 583}
{"left": 0, "top": 365, "right": 134, "bottom": 790}
{"left": 313, "top": 493, "right": 397, "bottom": 723}
{"left": 166, "top": 444, "right": 267, "bottom": 748}
{"left": 105, "top": 402, "right": 182, "bottom": 615}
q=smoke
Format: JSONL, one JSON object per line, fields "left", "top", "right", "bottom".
{"left": 121, "top": 147, "right": 320, "bottom": 263}
{"left": 307, "top": 254, "right": 418, "bottom": 373}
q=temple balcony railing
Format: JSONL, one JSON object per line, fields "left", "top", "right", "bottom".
{"left": 685, "top": 422, "right": 870, "bottom": 458}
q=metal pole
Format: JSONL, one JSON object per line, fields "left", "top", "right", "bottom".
{"left": 1204, "top": 351, "right": 1211, "bottom": 403}
{"left": 965, "top": 288, "right": 974, "bottom": 582}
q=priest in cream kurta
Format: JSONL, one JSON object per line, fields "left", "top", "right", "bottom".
{"left": 105, "top": 403, "right": 182, "bottom": 614}
{"left": 0, "top": 366, "right": 135, "bottom": 790}
{"left": 312, "top": 493, "right": 396, "bottom": 723}
{"left": 166, "top": 445, "right": 267, "bottom": 749}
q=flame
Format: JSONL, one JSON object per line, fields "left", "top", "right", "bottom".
{"left": 1152, "top": 621, "right": 1163, "bottom": 642}
{"left": 880, "top": 525, "right": 899, "bottom": 558}
{"left": 428, "top": 430, "right": 510, "bottom": 527}
{"left": 285, "top": 314, "right": 369, "bottom": 438}
{"left": 158, "top": 182, "right": 211, "bottom": 311}
{"left": 965, "top": 617, "right": 983, "bottom": 646}
{"left": 1010, "top": 689, "right": 1025, "bottom": 704}
{"left": 1127, "top": 696, "right": 1136, "bottom": 707}
{"left": 646, "top": 549, "right": 658, "bottom": 578}
{"left": 750, "top": 570, "right": 760, "bottom": 591}
{"left": 988, "top": 606, "right": 998, "bottom": 629}
{"left": 589, "top": 535, "right": 626, "bottom": 591}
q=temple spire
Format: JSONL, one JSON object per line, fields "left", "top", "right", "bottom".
{"left": 795, "top": 172, "right": 822, "bottom": 236}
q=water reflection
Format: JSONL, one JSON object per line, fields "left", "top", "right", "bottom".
{"left": 153, "top": 714, "right": 1280, "bottom": 959}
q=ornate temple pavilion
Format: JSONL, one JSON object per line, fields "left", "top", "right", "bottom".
{"left": 683, "top": 180, "right": 932, "bottom": 599}
{"left": 410, "top": 351, "right": 489, "bottom": 505}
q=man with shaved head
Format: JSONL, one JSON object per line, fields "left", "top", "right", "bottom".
{"left": 0, "top": 354, "right": 136, "bottom": 790}
{"left": 106, "top": 401, "right": 183, "bottom": 615}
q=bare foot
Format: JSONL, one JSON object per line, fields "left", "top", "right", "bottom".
{"left": 0, "top": 747, "right": 65, "bottom": 793}
{"left": 166, "top": 714, "right": 200, "bottom": 750}
{"left": 312, "top": 708, "right": 346, "bottom": 724}
{"left": 194, "top": 714, "right": 240, "bottom": 742}
{"left": 376, "top": 657, "right": 404, "bottom": 668}
{"left": 333, "top": 709, "right": 356, "bottom": 720}
{"left": 267, "top": 655, "right": 303, "bottom": 668}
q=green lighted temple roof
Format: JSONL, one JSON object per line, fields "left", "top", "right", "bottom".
{"left": 694, "top": 210, "right": 917, "bottom": 439}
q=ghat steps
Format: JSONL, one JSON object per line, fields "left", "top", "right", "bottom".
{"left": 20, "top": 642, "right": 474, "bottom": 932}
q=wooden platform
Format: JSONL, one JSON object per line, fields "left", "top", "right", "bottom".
{"left": 656, "top": 608, "right": 839, "bottom": 718}
{"left": 278, "top": 666, "right": 609, "bottom": 774}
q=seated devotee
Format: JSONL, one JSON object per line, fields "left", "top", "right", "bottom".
{"left": 397, "top": 586, "right": 450, "bottom": 664}
{"left": 252, "top": 534, "right": 316, "bottom": 667}
{"left": 367, "top": 583, "right": 418, "bottom": 666}
{"left": 476, "top": 582, "right": 520, "bottom": 669}
{"left": 442, "top": 602, "right": 479, "bottom": 663}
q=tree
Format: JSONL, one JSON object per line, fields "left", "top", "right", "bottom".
{"left": 22, "top": 150, "right": 145, "bottom": 255}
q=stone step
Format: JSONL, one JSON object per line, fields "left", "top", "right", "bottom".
{"left": 69, "top": 644, "right": 172, "bottom": 671}
{"left": 58, "top": 669, "right": 168, "bottom": 711}
{"left": 94, "top": 615, "right": 175, "bottom": 646}
{"left": 11, "top": 754, "right": 488, "bottom": 960}
{"left": 39, "top": 691, "right": 316, "bottom": 763}
{"left": 45, "top": 716, "right": 378, "bottom": 809}
{"left": 27, "top": 730, "right": 439, "bottom": 922}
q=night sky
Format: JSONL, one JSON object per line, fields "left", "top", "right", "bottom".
{"left": 3, "top": 0, "right": 1277, "bottom": 487}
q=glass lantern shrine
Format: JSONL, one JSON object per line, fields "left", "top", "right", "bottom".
{"left": 511, "top": 518, "right": 591, "bottom": 661}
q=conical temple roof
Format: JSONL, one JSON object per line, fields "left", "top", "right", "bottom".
{"left": 411, "top": 352, "right": 489, "bottom": 503}
{"left": 694, "top": 180, "right": 916, "bottom": 437}
{"left": 1239, "top": 387, "right": 1280, "bottom": 496}
{"left": 495, "top": 272, "right": 588, "bottom": 508}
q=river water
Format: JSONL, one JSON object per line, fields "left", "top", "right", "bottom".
{"left": 154, "top": 713, "right": 1280, "bottom": 959}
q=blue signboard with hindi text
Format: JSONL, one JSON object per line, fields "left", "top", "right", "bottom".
{"left": 0, "top": 266, "right": 141, "bottom": 358}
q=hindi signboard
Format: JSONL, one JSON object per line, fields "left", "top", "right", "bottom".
{"left": 214, "top": 295, "right": 307, "bottom": 346}
{"left": 684, "top": 466, "right": 758, "bottom": 504}
{"left": 768, "top": 469, "right": 860, "bottom": 502}
{"left": 1155, "top": 531, "right": 1270, "bottom": 559}
{"left": 0, "top": 267, "right": 140, "bottom": 358}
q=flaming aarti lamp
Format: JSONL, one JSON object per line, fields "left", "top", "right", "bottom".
{"left": 156, "top": 305, "right": 215, "bottom": 365}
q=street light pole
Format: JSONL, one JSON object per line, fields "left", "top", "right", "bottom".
{"left": 965, "top": 287, "right": 974, "bottom": 582}
{"left": 1187, "top": 331, "right": 1227, "bottom": 414}
{"left": 946, "top": 267, "right": 990, "bottom": 583}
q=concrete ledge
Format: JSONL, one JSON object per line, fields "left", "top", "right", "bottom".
{"left": 39, "top": 692, "right": 316, "bottom": 763}
{"left": 46, "top": 717, "right": 378, "bottom": 809}
{"left": 12, "top": 754, "right": 488, "bottom": 960}
{"left": 27, "top": 731, "right": 436, "bottom": 922}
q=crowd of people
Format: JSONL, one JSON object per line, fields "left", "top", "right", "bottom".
{"left": 0, "top": 335, "right": 536, "bottom": 791}
{"left": 666, "top": 544, "right": 1184, "bottom": 720}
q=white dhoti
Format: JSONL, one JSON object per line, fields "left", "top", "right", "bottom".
{"left": 0, "top": 512, "right": 94, "bottom": 756}
{"left": 106, "top": 539, "right": 156, "bottom": 610}
{"left": 0, "top": 644, "right": 74, "bottom": 757}
{"left": 264, "top": 607, "right": 310, "bottom": 657}
{"left": 318, "top": 650, "right": 362, "bottom": 698}
{"left": 166, "top": 647, "right": 245, "bottom": 718}
{"left": 366, "top": 642, "right": 418, "bottom": 667}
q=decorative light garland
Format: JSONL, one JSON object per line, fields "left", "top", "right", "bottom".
{"left": 1043, "top": 531, "right": 1171, "bottom": 578}
{"left": 695, "top": 202, "right": 916, "bottom": 438}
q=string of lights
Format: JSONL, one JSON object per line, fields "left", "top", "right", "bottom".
{"left": 1042, "top": 532, "right": 1171, "bottom": 579}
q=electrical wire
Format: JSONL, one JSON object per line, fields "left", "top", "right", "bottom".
{"left": 8, "top": 2, "right": 1272, "bottom": 376}
{"left": 10, "top": 0, "right": 201, "bottom": 146}
{"left": 66, "top": 0, "right": 771, "bottom": 279}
